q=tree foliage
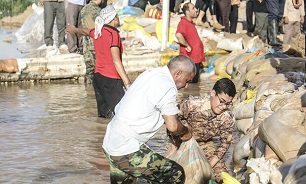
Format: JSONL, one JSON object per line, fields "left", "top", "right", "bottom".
{"left": 0, "top": 0, "right": 36, "bottom": 19}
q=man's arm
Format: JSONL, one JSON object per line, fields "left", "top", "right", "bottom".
{"left": 175, "top": 33, "right": 192, "bottom": 52}
{"left": 211, "top": 112, "right": 235, "bottom": 167}
{"left": 65, "top": 24, "right": 91, "bottom": 36}
{"left": 111, "top": 47, "right": 131, "bottom": 89}
{"left": 163, "top": 114, "right": 192, "bottom": 141}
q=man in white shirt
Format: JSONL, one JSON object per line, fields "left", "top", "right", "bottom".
{"left": 102, "top": 55, "right": 196, "bottom": 183}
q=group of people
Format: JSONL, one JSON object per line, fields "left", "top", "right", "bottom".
{"left": 102, "top": 55, "right": 236, "bottom": 183}
{"left": 143, "top": 0, "right": 240, "bottom": 33}
{"left": 246, "top": 0, "right": 305, "bottom": 46}
{"left": 41, "top": 0, "right": 85, "bottom": 56}
{"left": 65, "top": 2, "right": 238, "bottom": 183}
{"left": 41, "top": 0, "right": 107, "bottom": 84}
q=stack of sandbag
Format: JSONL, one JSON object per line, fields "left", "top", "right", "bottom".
{"left": 230, "top": 49, "right": 306, "bottom": 176}
{"left": 258, "top": 88, "right": 306, "bottom": 162}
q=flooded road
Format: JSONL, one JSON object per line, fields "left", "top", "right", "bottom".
{"left": 0, "top": 79, "right": 214, "bottom": 184}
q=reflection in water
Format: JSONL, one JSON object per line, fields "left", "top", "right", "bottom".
{"left": 0, "top": 79, "right": 213, "bottom": 183}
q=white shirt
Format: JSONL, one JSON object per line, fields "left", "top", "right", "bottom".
{"left": 103, "top": 66, "right": 179, "bottom": 156}
{"left": 67, "top": 0, "right": 86, "bottom": 6}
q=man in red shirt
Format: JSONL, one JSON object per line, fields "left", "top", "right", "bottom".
{"left": 175, "top": 2, "right": 205, "bottom": 83}
{"left": 66, "top": 5, "right": 131, "bottom": 118}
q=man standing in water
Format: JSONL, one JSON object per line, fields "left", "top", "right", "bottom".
{"left": 66, "top": 5, "right": 131, "bottom": 118}
{"left": 102, "top": 55, "right": 195, "bottom": 183}
{"left": 175, "top": 2, "right": 205, "bottom": 83}
{"left": 80, "top": 0, "right": 107, "bottom": 84}
{"left": 168, "top": 78, "right": 236, "bottom": 183}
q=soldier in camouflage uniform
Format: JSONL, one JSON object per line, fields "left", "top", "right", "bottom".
{"left": 169, "top": 78, "right": 236, "bottom": 183}
{"left": 80, "top": 0, "right": 106, "bottom": 84}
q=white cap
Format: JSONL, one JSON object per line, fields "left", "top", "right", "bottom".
{"left": 94, "top": 5, "right": 117, "bottom": 39}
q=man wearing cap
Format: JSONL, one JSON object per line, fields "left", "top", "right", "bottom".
{"left": 66, "top": 5, "right": 131, "bottom": 118}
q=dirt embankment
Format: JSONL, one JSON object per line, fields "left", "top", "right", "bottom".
{"left": 0, "top": 6, "right": 34, "bottom": 29}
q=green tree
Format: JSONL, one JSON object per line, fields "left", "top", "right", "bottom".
{"left": 0, "top": 0, "right": 36, "bottom": 19}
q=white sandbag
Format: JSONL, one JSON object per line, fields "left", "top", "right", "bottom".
{"left": 270, "top": 92, "right": 302, "bottom": 112}
{"left": 135, "top": 17, "right": 158, "bottom": 27}
{"left": 247, "top": 69, "right": 278, "bottom": 90}
{"left": 255, "top": 81, "right": 296, "bottom": 104}
{"left": 217, "top": 37, "right": 243, "bottom": 51}
{"left": 233, "top": 97, "right": 256, "bottom": 120}
{"left": 247, "top": 157, "right": 282, "bottom": 184}
{"left": 258, "top": 109, "right": 306, "bottom": 161}
{"left": 224, "top": 49, "right": 247, "bottom": 75}
{"left": 233, "top": 133, "right": 252, "bottom": 172}
{"left": 253, "top": 109, "right": 274, "bottom": 124}
{"left": 142, "top": 36, "right": 161, "bottom": 50}
{"left": 143, "top": 23, "right": 156, "bottom": 34}
{"left": 170, "top": 137, "right": 212, "bottom": 184}
{"left": 255, "top": 93, "right": 283, "bottom": 112}
{"left": 242, "top": 35, "right": 265, "bottom": 51}
{"left": 235, "top": 118, "right": 253, "bottom": 134}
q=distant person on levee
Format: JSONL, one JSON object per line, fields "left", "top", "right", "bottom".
{"left": 175, "top": 2, "right": 205, "bottom": 83}
{"left": 40, "top": 0, "right": 68, "bottom": 57}
{"left": 66, "top": 5, "right": 131, "bottom": 118}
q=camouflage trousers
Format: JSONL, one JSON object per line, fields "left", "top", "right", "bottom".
{"left": 103, "top": 144, "right": 185, "bottom": 184}
{"left": 82, "top": 36, "right": 95, "bottom": 84}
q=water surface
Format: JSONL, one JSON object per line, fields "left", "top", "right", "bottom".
{"left": 0, "top": 79, "right": 213, "bottom": 184}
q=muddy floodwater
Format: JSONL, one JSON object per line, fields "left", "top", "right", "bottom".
{"left": 0, "top": 79, "right": 215, "bottom": 184}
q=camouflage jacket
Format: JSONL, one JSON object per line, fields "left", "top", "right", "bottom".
{"left": 80, "top": 1, "right": 101, "bottom": 29}
{"left": 179, "top": 94, "right": 235, "bottom": 160}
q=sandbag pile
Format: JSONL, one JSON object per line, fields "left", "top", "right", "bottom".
{"left": 206, "top": 47, "right": 306, "bottom": 183}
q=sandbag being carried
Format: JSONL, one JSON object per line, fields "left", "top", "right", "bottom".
{"left": 170, "top": 137, "right": 212, "bottom": 184}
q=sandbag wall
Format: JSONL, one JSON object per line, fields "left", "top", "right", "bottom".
{"left": 204, "top": 48, "right": 306, "bottom": 183}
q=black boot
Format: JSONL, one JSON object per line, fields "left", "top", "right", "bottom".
{"left": 278, "top": 19, "right": 285, "bottom": 34}
{"left": 268, "top": 19, "right": 282, "bottom": 46}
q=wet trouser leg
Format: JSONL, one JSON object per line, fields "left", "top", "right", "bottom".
{"left": 266, "top": 0, "right": 282, "bottom": 46}
{"left": 208, "top": 0, "right": 216, "bottom": 15}
{"left": 254, "top": 12, "right": 268, "bottom": 42}
{"left": 92, "top": 73, "right": 125, "bottom": 118}
{"left": 195, "top": 0, "right": 209, "bottom": 13}
{"left": 103, "top": 145, "right": 185, "bottom": 184}
{"left": 82, "top": 36, "right": 95, "bottom": 84}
